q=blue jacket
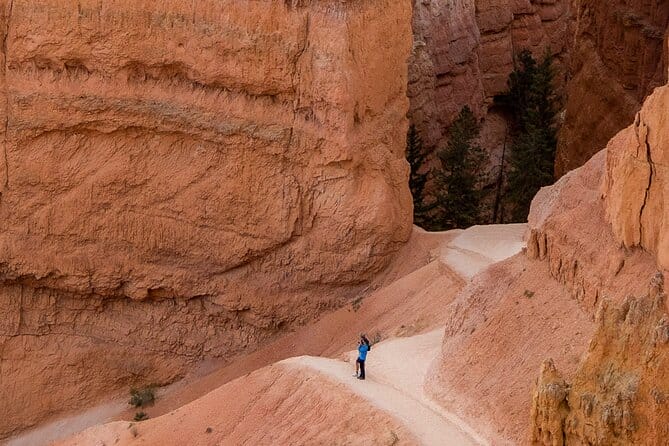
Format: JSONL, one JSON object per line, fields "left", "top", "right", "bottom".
{"left": 358, "top": 343, "right": 369, "bottom": 361}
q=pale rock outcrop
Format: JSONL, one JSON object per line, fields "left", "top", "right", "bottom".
{"left": 603, "top": 84, "right": 669, "bottom": 271}
{"left": 0, "top": 0, "right": 413, "bottom": 437}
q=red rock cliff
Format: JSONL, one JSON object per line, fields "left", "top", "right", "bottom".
{"left": 410, "top": 0, "right": 668, "bottom": 178}
{"left": 0, "top": 0, "right": 413, "bottom": 437}
{"left": 604, "top": 83, "right": 669, "bottom": 271}
{"left": 556, "top": 0, "right": 669, "bottom": 177}
{"left": 409, "top": 0, "right": 571, "bottom": 154}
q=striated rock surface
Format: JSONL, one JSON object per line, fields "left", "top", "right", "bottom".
{"left": 531, "top": 273, "right": 669, "bottom": 445}
{"left": 408, "top": 0, "right": 571, "bottom": 154}
{"left": 0, "top": 0, "right": 413, "bottom": 437}
{"left": 603, "top": 84, "right": 669, "bottom": 271}
{"left": 556, "top": 0, "right": 669, "bottom": 176}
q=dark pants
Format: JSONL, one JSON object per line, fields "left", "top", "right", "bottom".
{"left": 356, "top": 358, "right": 365, "bottom": 379}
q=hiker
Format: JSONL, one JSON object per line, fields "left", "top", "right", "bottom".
{"left": 353, "top": 334, "right": 370, "bottom": 380}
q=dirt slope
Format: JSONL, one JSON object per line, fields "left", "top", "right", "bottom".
{"left": 54, "top": 331, "right": 485, "bottom": 446}
{"left": 45, "top": 224, "right": 526, "bottom": 446}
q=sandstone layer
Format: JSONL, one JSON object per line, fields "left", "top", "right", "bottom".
{"left": 555, "top": 0, "right": 669, "bottom": 176}
{"left": 0, "top": 0, "right": 413, "bottom": 438}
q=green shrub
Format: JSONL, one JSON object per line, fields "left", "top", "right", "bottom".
{"left": 129, "top": 386, "right": 156, "bottom": 408}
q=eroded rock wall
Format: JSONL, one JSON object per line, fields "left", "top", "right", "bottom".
{"left": 531, "top": 274, "right": 669, "bottom": 445}
{"left": 555, "top": 0, "right": 669, "bottom": 176}
{"left": 603, "top": 84, "right": 669, "bottom": 272}
{"left": 409, "top": 0, "right": 571, "bottom": 154}
{"left": 411, "top": 0, "right": 668, "bottom": 179}
{"left": 0, "top": 0, "right": 413, "bottom": 437}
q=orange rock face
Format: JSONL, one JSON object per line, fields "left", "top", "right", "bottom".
{"left": 556, "top": 0, "right": 669, "bottom": 177}
{"left": 603, "top": 84, "right": 669, "bottom": 271}
{"left": 0, "top": 0, "right": 413, "bottom": 437}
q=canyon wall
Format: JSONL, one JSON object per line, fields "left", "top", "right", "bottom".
{"left": 410, "top": 0, "right": 668, "bottom": 178}
{"left": 409, "top": 0, "right": 571, "bottom": 155}
{"left": 556, "top": 0, "right": 669, "bottom": 177}
{"left": 0, "top": 0, "right": 413, "bottom": 437}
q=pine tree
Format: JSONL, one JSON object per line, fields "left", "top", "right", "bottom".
{"left": 406, "top": 125, "right": 432, "bottom": 228}
{"left": 506, "top": 122, "right": 555, "bottom": 221}
{"left": 498, "top": 50, "right": 558, "bottom": 222}
{"left": 433, "top": 106, "right": 489, "bottom": 230}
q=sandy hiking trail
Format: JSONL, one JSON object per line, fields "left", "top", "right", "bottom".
{"left": 440, "top": 224, "right": 527, "bottom": 279}
{"left": 286, "top": 329, "right": 487, "bottom": 445}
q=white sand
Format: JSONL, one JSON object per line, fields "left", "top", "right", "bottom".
{"left": 440, "top": 224, "right": 527, "bottom": 279}
{"left": 286, "top": 329, "right": 488, "bottom": 445}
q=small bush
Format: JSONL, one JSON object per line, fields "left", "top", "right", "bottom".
{"left": 643, "top": 25, "right": 664, "bottom": 40}
{"left": 352, "top": 296, "right": 363, "bottom": 311}
{"left": 129, "top": 386, "right": 156, "bottom": 408}
{"left": 134, "top": 411, "right": 149, "bottom": 422}
{"left": 524, "top": 290, "right": 535, "bottom": 299}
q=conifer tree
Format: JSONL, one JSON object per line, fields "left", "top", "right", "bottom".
{"left": 498, "top": 50, "right": 558, "bottom": 222}
{"left": 406, "top": 124, "right": 432, "bottom": 228}
{"left": 433, "top": 106, "right": 489, "bottom": 230}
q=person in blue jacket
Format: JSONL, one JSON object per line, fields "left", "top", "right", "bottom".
{"left": 353, "top": 334, "right": 371, "bottom": 380}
